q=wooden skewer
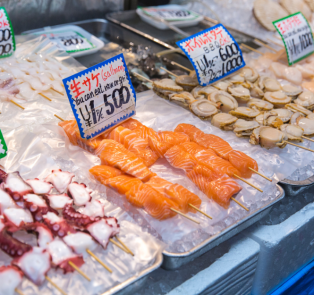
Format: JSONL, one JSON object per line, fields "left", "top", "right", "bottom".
{"left": 67, "top": 261, "right": 90, "bottom": 281}
{"left": 86, "top": 249, "right": 113, "bottom": 273}
{"left": 115, "top": 236, "right": 134, "bottom": 256}
{"left": 188, "top": 203, "right": 212, "bottom": 219}
{"left": 39, "top": 93, "right": 52, "bottom": 101}
{"left": 132, "top": 72, "right": 153, "bottom": 83}
{"left": 156, "top": 48, "right": 183, "bottom": 57}
{"left": 240, "top": 44, "right": 263, "bottom": 55}
{"left": 44, "top": 276, "right": 67, "bottom": 295}
{"left": 266, "top": 38, "right": 284, "bottom": 48}
{"left": 285, "top": 141, "right": 314, "bottom": 152}
{"left": 233, "top": 174, "right": 263, "bottom": 193}
{"left": 254, "top": 39, "right": 278, "bottom": 53}
{"left": 109, "top": 238, "right": 131, "bottom": 254}
{"left": 10, "top": 100, "right": 25, "bottom": 110}
{"left": 15, "top": 288, "right": 25, "bottom": 295}
{"left": 54, "top": 114, "right": 64, "bottom": 121}
{"left": 302, "top": 135, "right": 314, "bottom": 142}
{"left": 248, "top": 167, "right": 272, "bottom": 182}
{"left": 230, "top": 197, "right": 249, "bottom": 211}
{"left": 170, "top": 208, "right": 200, "bottom": 224}
{"left": 170, "top": 61, "right": 192, "bottom": 73}
{"left": 160, "top": 67, "right": 178, "bottom": 77}
{"left": 52, "top": 88, "right": 65, "bottom": 96}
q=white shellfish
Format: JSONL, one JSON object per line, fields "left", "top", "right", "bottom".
{"left": 228, "top": 84, "right": 251, "bottom": 102}
{"left": 249, "top": 126, "right": 288, "bottom": 148}
{"left": 233, "top": 119, "right": 260, "bottom": 137}
{"left": 280, "top": 124, "right": 303, "bottom": 142}
{"left": 294, "top": 91, "right": 314, "bottom": 110}
{"left": 264, "top": 91, "right": 292, "bottom": 108}
{"left": 189, "top": 99, "right": 218, "bottom": 119}
{"left": 247, "top": 98, "right": 274, "bottom": 111}
{"left": 211, "top": 113, "right": 238, "bottom": 130}
{"left": 229, "top": 107, "right": 260, "bottom": 120}
{"left": 208, "top": 90, "right": 238, "bottom": 113}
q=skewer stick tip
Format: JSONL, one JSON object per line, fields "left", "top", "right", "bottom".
{"left": 54, "top": 114, "right": 65, "bottom": 121}
{"left": 160, "top": 67, "right": 178, "bottom": 78}
{"left": 109, "top": 238, "right": 132, "bottom": 255}
{"left": 302, "top": 135, "right": 314, "bottom": 143}
{"left": 170, "top": 208, "right": 200, "bottom": 224}
{"left": 248, "top": 167, "right": 272, "bottom": 182}
{"left": 39, "top": 93, "right": 52, "bottom": 101}
{"left": 188, "top": 203, "right": 212, "bottom": 219}
{"left": 233, "top": 174, "right": 263, "bottom": 192}
{"left": 285, "top": 141, "right": 314, "bottom": 153}
{"left": 86, "top": 249, "right": 113, "bottom": 273}
{"left": 10, "top": 100, "right": 25, "bottom": 110}
{"left": 15, "top": 288, "right": 25, "bottom": 295}
{"left": 67, "top": 261, "right": 91, "bottom": 281}
{"left": 115, "top": 236, "right": 134, "bottom": 256}
{"left": 44, "top": 276, "right": 67, "bottom": 295}
{"left": 231, "top": 197, "right": 249, "bottom": 211}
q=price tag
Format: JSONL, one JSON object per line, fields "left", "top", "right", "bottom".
{"left": 0, "top": 7, "right": 15, "bottom": 58}
{"left": 273, "top": 12, "right": 314, "bottom": 65}
{"left": 0, "top": 130, "right": 7, "bottom": 159}
{"left": 63, "top": 53, "right": 136, "bottom": 139}
{"left": 141, "top": 7, "right": 199, "bottom": 21}
{"left": 176, "top": 24, "right": 245, "bottom": 86}
{"left": 39, "top": 31, "right": 95, "bottom": 53}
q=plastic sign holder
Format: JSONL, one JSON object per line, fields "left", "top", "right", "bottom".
{"left": 63, "top": 53, "right": 136, "bottom": 139}
{"left": 273, "top": 12, "right": 314, "bottom": 66}
{"left": 176, "top": 24, "right": 245, "bottom": 86}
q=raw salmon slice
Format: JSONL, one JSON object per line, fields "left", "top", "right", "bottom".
{"left": 180, "top": 142, "right": 216, "bottom": 156}
{"left": 125, "top": 183, "right": 179, "bottom": 220}
{"left": 148, "top": 136, "right": 173, "bottom": 158}
{"left": 174, "top": 123, "right": 204, "bottom": 141}
{"left": 228, "top": 150, "right": 258, "bottom": 178}
{"left": 188, "top": 165, "right": 222, "bottom": 182}
{"left": 99, "top": 140, "right": 155, "bottom": 181}
{"left": 89, "top": 165, "right": 123, "bottom": 183}
{"left": 59, "top": 120, "right": 77, "bottom": 145}
{"left": 132, "top": 148, "right": 159, "bottom": 167}
{"left": 105, "top": 175, "right": 142, "bottom": 194}
{"left": 164, "top": 145, "right": 198, "bottom": 172}
{"left": 120, "top": 118, "right": 143, "bottom": 130}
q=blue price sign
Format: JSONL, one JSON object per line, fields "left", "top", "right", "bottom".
{"left": 176, "top": 24, "right": 245, "bottom": 86}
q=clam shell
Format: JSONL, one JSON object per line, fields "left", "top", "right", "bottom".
{"left": 280, "top": 124, "right": 303, "bottom": 142}
{"left": 228, "top": 85, "right": 251, "bottom": 102}
{"left": 271, "top": 108, "right": 293, "bottom": 123}
{"left": 209, "top": 91, "right": 238, "bottom": 113}
{"left": 249, "top": 126, "right": 288, "bottom": 148}
{"left": 229, "top": 107, "right": 260, "bottom": 120}
{"left": 233, "top": 119, "right": 260, "bottom": 137}
{"left": 247, "top": 98, "right": 274, "bottom": 111}
{"left": 281, "top": 84, "right": 303, "bottom": 98}
{"left": 189, "top": 99, "right": 218, "bottom": 119}
{"left": 264, "top": 91, "right": 291, "bottom": 108}
{"left": 294, "top": 91, "right": 314, "bottom": 110}
{"left": 285, "top": 103, "right": 312, "bottom": 115}
{"left": 169, "top": 92, "right": 196, "bottom": 109}
{"left": 153, "top": 78, "right": 183, "bottom": 92}
{"left": 241, "top": 67, "right": 259, "bottom": 83}
{"left": 211, "top": 113, "right": 238, "bottom": 130}
{"left": 253, "top": 0, "right": 288, "bottom": 31}
{"left": 175, "top": 75, "right": 199, "bottom": 87}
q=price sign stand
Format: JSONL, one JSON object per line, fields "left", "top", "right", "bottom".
{"left": 273, "top": 12, "right": 314, "bottom": 66}
{"left": 0, "top": 7, "right": 15, "bottom": 58}
{"left": 176, "top": 24, "right": 245, "bottom": 86}
{"left": 63, "top": 53, "right": 136, "bottom": 140}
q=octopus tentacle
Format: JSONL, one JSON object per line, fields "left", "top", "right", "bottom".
{"left": 43, "top": 212, "right": 76, "bottom": 238}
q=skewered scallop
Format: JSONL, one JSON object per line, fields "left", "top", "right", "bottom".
{"left": 281, "top": 84, "right": 303, "bottom": 99}
{"left": 290, "top": 112, "right": 304, "bottom": 125}
{"left": 249, "top": 126, "right": 288, "bottom": 148}
{"left": 211, "top": 113, "right": 238, "bottom": 130}
{"left": 169, "top": 92, "right": 196, "bottom": 108}
{"left": 227, "top": 84, "right": 251, "bottom": 102}
{"left": 233, "top": 119, "right": 260, "bottom": 137}
{"left": 247, "top": 98, "right": 274, "bottom": 111}
{"left": 293, "top": 115, "right": 314, "bottom": 136}
{"left": 255, "top": 111, "right": 284, "bottom": 128}
{"left": 259, "top": 76, "right": 281, "bottom": 92}
{"left": 271, "top": 108, "right": 293, "bottom": 123}
{"left": 285, "top": 103, "right": 312, "bottom": 115}
{"left": 191, "top": 85, "right": 217, "bottom": 98}
{"left": 241, "top": 67, "right": 259, "bottom": 83}
{"left": 153, "top": 79, "right": 183, "bottom": 92}
{"left": 294, "top": 91, "right": 314, "bottom": 110}
{"left": 280, "top": 124, "right": 304, "bottom": 142}
{"left": 264, "top": 91, "right": 292, "bottom": 108}
{"left": 189, "top": 99, "right": 219, "bottom": 119}
{"left": 229, "top": 107, "right": 260, "bottom": 120}
{"left": 212, "top": 80, "right": 232, "bottom": 91}
{"left": 208, "top": 90, "right": 238, "bottom": 113}
{"left": 250, "top": 84, "right": 265, "bottom": 98}
{"left": 175, "top": 75, "right": 199, "bottom": 91}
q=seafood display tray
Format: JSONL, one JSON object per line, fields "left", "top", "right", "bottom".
{"left": 162, "top": 184, "right": 285, "bottom": 270}
{"left": 279, "top": 177, "right": 314, "bottom": 198}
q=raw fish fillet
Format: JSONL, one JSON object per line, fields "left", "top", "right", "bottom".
{"left": 148, "top": 136, "right": 173, "bottom": 158}
{"left": 99, "top": 140, "right": 156, "bottom": 181}
{"left": 133, "top": 125, "right": 158, "bottom": 139}
{"left": 58, "top": 120, "right": 77, "bottom": 145}
{"left": 89, "top": 165, "right": 123, "bottom": 183}
{"left": 120, "top": 118, "right": 143, "bottom": 130}
{"left": 180, "top": 142, "right": 216, "bottom": 156}
{"left": 164, "top": 145, "right": 198, "bottom": 172}
{"left": 188, "top": 164, "right": 222, "bottom": 182}
{"left": 228, "top": 150, "right": 258, "bottom": 178}
{"left": 105, "top": 175, "right": 142, "bottom": 194}
{"left": 133, "top": 148, "right": 159, "bottom": 167}
{"left": 146, "top": 176, "right": 201, "bottom": 213}
{"left": 125, "top": 183, "right": 179, "bottom": 220}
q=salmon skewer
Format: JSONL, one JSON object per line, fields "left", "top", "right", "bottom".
{"left": 98, "top": 140, "right": 156, "bottom": 182}
{"left": 89, "top": 165, "right": 124, "bottom": 183}
{"left": 145, "top": 176, "right": 201, "bottom": 213}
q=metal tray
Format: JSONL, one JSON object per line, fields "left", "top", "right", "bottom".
{"left": 103, "top": 251, "right": 163, "bottom": 295}
{"left": 162, "top": 184, "right": 285, "bottom": 270}
{"left": 279, "top": 176, "right": 314, "bottom": 198}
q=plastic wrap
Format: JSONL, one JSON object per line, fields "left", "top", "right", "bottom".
{"left": 0, "top": 124, "right": 165, "bottom": 295}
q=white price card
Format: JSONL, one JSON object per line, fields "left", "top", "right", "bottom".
{"left": 0, "top": 7, "right": 15, "bottom": 58}
{"left": 140, "top": 7, "right": 199, "bottom": 21}
{"left": 176, "top": 24, "right": 245, "bottom": 86}
{"left": 273, "top": 12, "right": 314, "bottom": 65}
{"left": 63, "top": 53, "right": 136, "bottom": 139}
{"left": 40, "top": 31, "right": 95, "bottom": 53}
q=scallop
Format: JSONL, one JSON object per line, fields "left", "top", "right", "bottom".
{"left": 209, "top": 91, "right": 238, "bottom": 113}
{"left": 227, "top": 84, "right": 251, "bottom": 102}
{"left": 169, "top": 92, "right": 196, "bottom": 109}
{"left": 249, "top": 126, "right": 288, "bottom": 149}
{"left": 295, "top": 116, "right": 314, "bottom": 136}
{"left": 281, "top": 84, "right": 303, "bottom": 99}
{"left": 296, "top": 64, "right": 314, "bottom": 79}
{"left": 259, "top": 76, "right": 281, "bottom": 92}
{"left": 294, "top": 91, "right": 314, "bottom": 110}
{"left": 250, "top": 84, "right": 264, "bottom": 98}
{"left": 290, "top": 112, "right": 304, "bottom": 125}
{"left": 241, "top": 67, "right": 259, "bottom": 83}
{"left": 280, "top": 124, "right": 303, "bottom": 142}
{"left": 285, "top": 103, "right": 313, "bottom": 115}
{"left": 247, "top": 98, "right": 274, "bottom": 111}
{"left": 175, "top": 75, "right": 199, "bottom": 91}
{"left": 264, "top": 91, "right": 292, "bottom": 108}
{"left": 191, "top": 85, "right": 217, "bottom": 98}
{"left": 189, "top": 99, "right": 218, "bottom": 119}
{"left": 233, "top": 119, "right": 260, "bottom": 137}
{"left": 229, "top": 107, "right": 260, "bottom": 120}
{"left": 212, "top": 80, "right": 232, "bottom": 91}
{"left": 271, "top": 108, "right": 293, "bottom": 123}
{"left": 228, "top": 74, "right": 245, "bottom": 84}
{"left": 211, "top": 113, "right": 238, "bottom": 131}
{"left": 153, "top": 78, "right": 183, "bottom": 92}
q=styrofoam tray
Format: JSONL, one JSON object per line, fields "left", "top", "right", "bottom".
{"left": 23, "top": 25, "right": 104, "bottom": 58}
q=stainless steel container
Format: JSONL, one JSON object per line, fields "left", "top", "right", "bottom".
{"left": 279, "top": 177, "right": 314, "bottom": 198}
